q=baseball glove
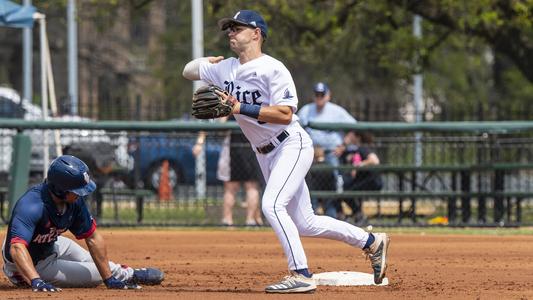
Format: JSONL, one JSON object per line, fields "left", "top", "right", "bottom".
{"left": 191, "top": 85, "right": 234, "bottom": 119}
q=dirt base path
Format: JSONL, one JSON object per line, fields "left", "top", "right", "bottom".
{"left": 1, "top": 229, "right": 532, "bottom": 299}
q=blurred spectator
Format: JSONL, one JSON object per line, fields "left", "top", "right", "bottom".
{"left": 340, "top": 131, "right": 383, "bottom": 224}
{"left": 193, "top": 117, "right": 263, "bottom": 226}
{"left": 305, "top": 146, "right": 337, "bottom": 216}
{"left": 298, "top": 82, "right": 357, "bottom": 218}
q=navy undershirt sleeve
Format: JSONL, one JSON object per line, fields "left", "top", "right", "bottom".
{"left": 69, "top": 198, "right": 96, "bottom": 239}
{"left": 10, "top": 200, "right": 43, "bottom": 246}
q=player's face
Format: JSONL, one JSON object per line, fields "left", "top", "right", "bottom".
{"left": 64, "top": 191, "right": 79, "bottom": 203}
{"left": 227, "top": 25, "right": 260, "bottom": 52}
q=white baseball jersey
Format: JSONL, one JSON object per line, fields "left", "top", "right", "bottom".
{"left": 199, "top": 55, "right": 301, "bottom": 148}
{"left": 198, "top": 54, "right": 370, "bottom": 272}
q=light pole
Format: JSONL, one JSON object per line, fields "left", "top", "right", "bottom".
{"left": 22, "top": 0, "right": 32, "bottom": 102}
{"left": 67, "top": 0, "right": 78, "bottom": 115}
{"left": 413, "top": 15, "right": 423, "bottom": 169}
{"left": 191, "top": 0, "right": 206, "bottom": 200}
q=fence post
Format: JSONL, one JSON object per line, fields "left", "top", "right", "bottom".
{"left": 460, "top": 170, "right": 471, "bottom": 223}
{"left": 493, "top": 169, "right": 505, "bottom": 224}
{"left": 397, "top": 171, "right": 404, "bottom": 223}
{"left": 7, "top": 133, "right": 32, "bottom": 220}
{"left": 516, "top": 197, "right": 522, "bottom": 224}
{"left": 505, "top": 196, "right": 511, "bottom": 223}
{"left": 491, "top": 134, "right": 504, "bottom": 225}
{"left": 136, "top": 193, "right": 144, "bottom": 224}
{"left": 477, "top": 176, "right": 487, "bottom": 223}
{"left": 112, "top": 184, "right": 118, "bottom": 222}
{"left": 448, "top": 171, "right": 457, "bottom": 223}
{"left": 133, "top": 96, "right": 143, "bottom": 224}
{"left": 410, "top": 170, "right": 417, "bottom": 223}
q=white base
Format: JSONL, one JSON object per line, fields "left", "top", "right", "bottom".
{"left": 313, "top": 271, "right": 389, "bottom": 286}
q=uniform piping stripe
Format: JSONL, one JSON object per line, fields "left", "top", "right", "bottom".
{"left": 272, "top": 132, "right": 303, "bottom": 270}
{"left": 75, "top": 219, "right": 97, "bottom": 240}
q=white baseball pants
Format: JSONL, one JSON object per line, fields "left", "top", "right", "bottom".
{"left": 256, "top": 128, "right": 370, "bottom": 271}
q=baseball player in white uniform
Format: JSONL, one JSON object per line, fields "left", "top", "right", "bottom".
{"left": 183, "top": 10, "right": 390, "bottom": 294}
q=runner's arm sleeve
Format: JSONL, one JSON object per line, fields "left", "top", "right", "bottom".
{"left": 9, "top": 201, "right": 42, "bottom": 246}
{"left": 69, "top": 198, "right": 97, "bottom": 239}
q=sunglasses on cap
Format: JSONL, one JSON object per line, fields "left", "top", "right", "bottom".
{"left": 227, "top": 23, "right": 258, "bottom": 33}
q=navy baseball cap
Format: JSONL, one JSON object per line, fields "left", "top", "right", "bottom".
{"left": 218, "top": 10, "right": 268, "bottom": 38}
{"left": 313, "top": 82, "right": 329, "bottom": 94}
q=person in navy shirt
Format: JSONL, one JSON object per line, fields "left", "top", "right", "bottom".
{"left": 2, "top": 155, "right": 164, "bottom": 292}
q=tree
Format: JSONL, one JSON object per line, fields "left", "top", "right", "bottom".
{"left": 388, "top": 0, "right": 533, "bottom": 83}
{"left": 2, "top": 0, "right": 530, "bottom": 120}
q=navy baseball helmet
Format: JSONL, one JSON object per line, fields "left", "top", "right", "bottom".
{"left": 218, "top": 10, "right": 268, "bottom": 38}
{"left": 47, "top": 155, "right": 96, "bottom": 197}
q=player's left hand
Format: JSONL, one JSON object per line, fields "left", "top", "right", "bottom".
{"left": 31, "top": 278, "right": 62, "bottom": 292}
{"left": 191, "top": 85, "right": 235, "bottom": 119}
{"left": 104, "top": 276, "right": 141, "bottom": 290}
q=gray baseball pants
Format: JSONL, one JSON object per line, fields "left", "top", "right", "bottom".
{"left": 2, "top": 236, "right": 133, "bottom": 287}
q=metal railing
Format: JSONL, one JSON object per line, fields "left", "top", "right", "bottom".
{"left": 0, "top": 119, "right": 531, "bottom": 226}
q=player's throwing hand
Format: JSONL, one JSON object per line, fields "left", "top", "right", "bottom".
{"left": 31, "top": 278, "right": 61, "bottom": 292}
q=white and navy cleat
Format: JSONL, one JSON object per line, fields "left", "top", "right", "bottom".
{"left": 364, "top": 232, "right": 390, "bottom": 284}
{"left": 265, "top": 272, "right": 316, "bottom": 294}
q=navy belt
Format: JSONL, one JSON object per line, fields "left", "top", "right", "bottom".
{"left": 256, "top": 131, "right": 289, "bottom": 154}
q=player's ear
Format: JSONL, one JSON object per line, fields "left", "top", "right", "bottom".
{"left": 254, "top": 28, "right": 262, "bottom": 40}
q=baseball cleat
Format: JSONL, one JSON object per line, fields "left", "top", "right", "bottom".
{"left": 130, "top": 268, "right": 165, "bottom": 285}
{"left": 265, "top": 272, "right": 316, "bottom": 294}
{"left": 364, "top": 232, "right": 390, "bottom": 284}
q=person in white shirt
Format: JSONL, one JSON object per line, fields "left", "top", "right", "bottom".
{"left": 298, "top": 82, "right": 357, "bottom": 218}
{"left": 182, "top": 9, "right": 389, "bottom": 294}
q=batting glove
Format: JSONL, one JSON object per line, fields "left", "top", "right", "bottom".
{"left": 104, "top": 276, "right": 141, "bottom": 290}
{"left": 31, "top": 278, "right": 61, "bottom": 292}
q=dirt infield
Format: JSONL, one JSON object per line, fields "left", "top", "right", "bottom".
{"left": 1, "top": 229, "right": 532, "bottom": 299}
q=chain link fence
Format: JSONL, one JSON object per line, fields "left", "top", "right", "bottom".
{"left": 0, "top": 121, "right": 532, "bottom": 226}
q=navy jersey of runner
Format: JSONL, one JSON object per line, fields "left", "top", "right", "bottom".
{"left": 3, "top": 183, "right": 96, "bottom": 264}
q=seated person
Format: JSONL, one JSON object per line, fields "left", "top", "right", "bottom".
{"left": 340, "top": 131, "right": 383, "bottom": 223}
{"left": 2, "top": 155, "right": 164, "bottom": 292}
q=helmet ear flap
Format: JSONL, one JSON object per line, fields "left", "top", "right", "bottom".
{"left": 47, "top": 180, "right": 66, "bottom": 199}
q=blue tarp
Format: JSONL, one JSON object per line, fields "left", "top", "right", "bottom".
{"left": 0, "top": 0, "right": 36, "bottom": 28}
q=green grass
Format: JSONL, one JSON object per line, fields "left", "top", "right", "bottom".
{"left": 101, "top": 205, "right": 207, "bottom": 224}
{"left": 374, "top": 226, "right": 533, "bottom": 235}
